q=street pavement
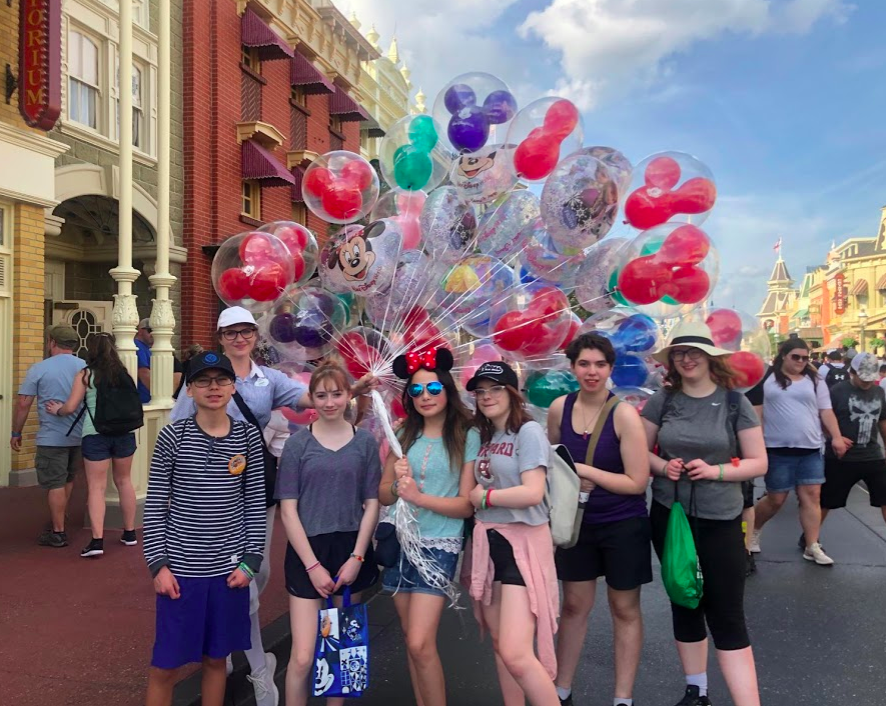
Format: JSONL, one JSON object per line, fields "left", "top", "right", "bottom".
{"left": 267, "top": 481, "right": 886, "bottom": 706}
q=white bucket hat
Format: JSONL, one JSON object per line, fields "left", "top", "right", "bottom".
{"left": 217, "top": 306, "right": 257, "bottom": 329}
{"left": 652, "top": 321, "right": 733, "bottom": 365}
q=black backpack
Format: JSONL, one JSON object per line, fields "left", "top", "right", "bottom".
{"left": 68, "top": 369, "right": 144, "bottom": 437}
{"left": 823, "top": 363, "right": 848, "bottom": 389}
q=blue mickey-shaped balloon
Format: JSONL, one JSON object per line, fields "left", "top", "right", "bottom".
{"left": 612, "top": 314, "right": 658, "bottom": 355}
{"left": 611, "top": 354, "right": 649, "bottom": 387}
{"left": 444, "top": 83, "right": 517, "bottom": 153}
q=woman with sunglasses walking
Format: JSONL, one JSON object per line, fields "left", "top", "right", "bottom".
{"left": 378, "top": 347, "right": 480, "bottom": 706}
{"left": 747, "top": 338, "right": 845, "bottom": 565}
{"left": 170, "top": 307, "right": 376, "bottom": 706}
{"left": 641, "top": 322, "right": 767, "bottom": 706}
{"left": 466, "top": 361, "right": 559, "bottom": 706}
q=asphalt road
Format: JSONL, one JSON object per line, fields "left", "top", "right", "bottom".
{"left": 280, "top": 481, "right": 886, "bottom": 706}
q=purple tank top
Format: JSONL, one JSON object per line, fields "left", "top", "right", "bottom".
{"left": 560, "top": 392, "right": 647, "bottom": 524}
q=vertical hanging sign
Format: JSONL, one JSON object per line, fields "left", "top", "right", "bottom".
{"left": 834, "top": 272, "right": 846, "bottom": 315}
{"left": 19, "top": 0, "right": 63, "bottom": 131}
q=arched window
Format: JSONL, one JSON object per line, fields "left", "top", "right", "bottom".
{"left": 68, "top": 30, "right": 100, "bottom": 129}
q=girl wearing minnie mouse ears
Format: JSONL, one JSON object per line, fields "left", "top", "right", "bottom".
{"left": 378, "top": 346, "right": 481, "bottom": 706}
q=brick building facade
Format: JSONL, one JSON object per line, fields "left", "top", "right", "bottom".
{"left": 181, "top": 1, "right": 379, "bottom": 349}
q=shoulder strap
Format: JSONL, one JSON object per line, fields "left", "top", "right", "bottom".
{"left": 233, "top": 390, "right": 262, "bottom": 430}
{"left": 65, "top": 368, "right": 95, "bottom": 437}
{"left": 584, "top": 395, "right": 620, "bottom": 466}
{"left": 726, "top": 389, "right": 742, "bottom": 457}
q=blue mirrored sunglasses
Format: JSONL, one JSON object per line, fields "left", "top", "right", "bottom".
{"left": 407, "top": 381, "right": 444, "bottom": 398}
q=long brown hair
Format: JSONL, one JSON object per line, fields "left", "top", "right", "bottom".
{"left": 398, "top": 368, "right": 472, "bottom": 471}
{"left": 772, "top": 338, "right": 817, "bottom": 390}
{"left": 474, "top": 385, "right": 535, "bottom": 445}
{"left": 85, "top": 333, "right": 130, "bottom": 387}
{"left": 663, "top": 350, "right": 737, "bottom": 392}
{"left": 309, "top": 360, "right": 351, "bottom": 395}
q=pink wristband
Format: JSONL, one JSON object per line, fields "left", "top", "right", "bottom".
{"left": 306, "top": 561, "right": 321, "bottom": 573}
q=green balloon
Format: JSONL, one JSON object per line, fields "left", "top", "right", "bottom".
{"left": 393, "top": 146, "right": 432, "bottom": 191}
{"left": 608, "top": 269, "right": 628, "bottom": 306}
{"left": 525, "top": 370, "right": 580, "bottom": 409}
{"left": 408, "top": 115, "right": 438, "bottom": 153}
{"left": 639, "top": 234, "right": 665, "bottom": 257}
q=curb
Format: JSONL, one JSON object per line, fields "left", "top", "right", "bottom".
{"left": 173, "top": 582, "right": 382, "bottom": 706}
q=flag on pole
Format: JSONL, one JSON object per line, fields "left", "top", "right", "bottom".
{"left": 773, "top": 237, "right": 782, "bottom": 252}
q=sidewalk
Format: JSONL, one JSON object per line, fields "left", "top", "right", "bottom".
{"left": 0, "top": 476, "right": 292, "bottom": 706}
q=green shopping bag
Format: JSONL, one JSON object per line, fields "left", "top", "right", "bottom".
{"left": 661, "top": 481, "right": 703, "bottom": 610}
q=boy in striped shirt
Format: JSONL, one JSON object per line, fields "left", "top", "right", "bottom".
{"left": 144, "top": 351, "right": 266, "bottom": 706}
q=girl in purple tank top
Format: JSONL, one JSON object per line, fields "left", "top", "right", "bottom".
{"left": 546, "top": 333, "right": 651, "bottom": 706}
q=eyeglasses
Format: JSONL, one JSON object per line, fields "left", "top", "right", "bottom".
{"left": 407, "top": 381, "right": 445, "bottom": 398}
{"left": 220, "top": 327, "right": 257, "bottom": 342}
{"left": 191, "top": 376, "right": 235, "bottom": 388}
{"left": 671, "top": 348, "right": 703, "bottom": 362}
{"left": 789, "top": 353, "right": 810, "bottom": 363}
{"left": 472, "top": 385, "right": 508, "bottom": 398}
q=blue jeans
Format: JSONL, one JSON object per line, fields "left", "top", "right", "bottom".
{"left": 765, "top": 449, "right": 825, "bottom": 492}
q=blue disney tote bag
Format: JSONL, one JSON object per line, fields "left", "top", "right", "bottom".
{"left": 313, "top": 587, "right": 370, "bottom": 698}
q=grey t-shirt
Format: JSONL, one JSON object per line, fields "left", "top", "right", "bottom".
{"left": 474, "top": 420, "right": 550, "bottom": 526}
{"left": 19, "top": 354, "right": 86, "bottom": 446}
{"left": 826, "top": 380, "right": 886, "bottom": 462}
{"left": 275, "top": 427, "right": 381, "bottom": 537}
{"left": 642, "top": 387, "right": 760, "bottom": 521}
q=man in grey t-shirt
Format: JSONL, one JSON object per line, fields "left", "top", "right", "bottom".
{"left": 12, "top": 325, "right": 86, "bottom": 548}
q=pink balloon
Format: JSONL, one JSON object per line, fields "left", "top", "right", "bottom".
{"left": 281, "top": 407, "right": 319, "bottom": 425}
{"left": 459, "top": 344, "right": 503, "bottom": 388}
{"left": 394, "top": 191, "right": 426, "bottom": 250}
{"left": 394, "top": 214, "right": 423, "bottom": 250}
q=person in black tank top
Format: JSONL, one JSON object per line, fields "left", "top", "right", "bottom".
{"left": 546, "top": 333, "right": 651, "bottom": 706}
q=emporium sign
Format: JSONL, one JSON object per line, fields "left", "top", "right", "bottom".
{"left": 19, "top": 0, "right": 62, "bottom": 131}
{"left": 834, "top": 272, "right": 846, "bottom": 315}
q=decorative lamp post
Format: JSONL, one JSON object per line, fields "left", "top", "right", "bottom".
{"left": 859, "top": 308, "right": 868, "bottom": 352}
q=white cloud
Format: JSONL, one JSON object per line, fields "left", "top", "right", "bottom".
{"left": 519, "top": 0, "right": 854, "bottom": 110}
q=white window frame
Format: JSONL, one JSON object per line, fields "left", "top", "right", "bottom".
{"left": 67, "top": 28, "right": 102, "bottom": 131}
{"left": 242, "top": 181, "right": 261, "bottom": 220}
{"left": 115, "top": 57, "right": 147, "bottom": 150}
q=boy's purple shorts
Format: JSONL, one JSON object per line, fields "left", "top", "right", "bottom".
{"left": 151, "top": 575, "right": 251, "bottom": 670}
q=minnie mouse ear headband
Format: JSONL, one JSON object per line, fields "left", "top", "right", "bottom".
{"left": 652, "top": 321, "right": 732, "bottom": 365}
{"left": 392, "top": 347, "right": 454, "bottom": 380}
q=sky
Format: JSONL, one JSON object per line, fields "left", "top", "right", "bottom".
{"left": 343, "top": 0, "right": 886, "bottom": 311}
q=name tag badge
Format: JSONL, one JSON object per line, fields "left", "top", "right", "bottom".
{"left": 229, "top": 454, "right": 247, "bottom": 476}
{"left": 255, "top": 378, "right": 270, "bottom": 387}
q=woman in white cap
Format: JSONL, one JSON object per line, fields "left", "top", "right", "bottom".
{"left": 169, "top": 306, "right": 376, "bottom": 706}
{"left": 640, "top": 321, "right": 766, "bottom": 706}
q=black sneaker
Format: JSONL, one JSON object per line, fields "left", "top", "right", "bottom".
{"left": 745, "top": 550, "right": 756, "bottom": 576}
{"left": 559, "top": 695, "right": 574, "bottom": 706}
{"left": 80, "top": 538, "right": 104, "bottom": 558}
{"left": 38, "top": 530, "right": 68, "bottom": 548}
{"left": 674, "top": 685, "right": 712, "bottom": 706}
{"left": 120, "top": 529, "right": 138, "bottom": 546}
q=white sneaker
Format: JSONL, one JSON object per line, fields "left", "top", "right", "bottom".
{"left": 225, "top": 654, "right": 233, "bottom": 677}
{"left": 748, "top": 529, "right": 762, "bottom": 553}
{"left": 803, "top": 542, "right": 834, "bottom": 566}
{"left": 247, "top": 652, "right": 279, "bottom": 706}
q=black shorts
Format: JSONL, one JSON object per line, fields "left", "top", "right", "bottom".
{"left": 487, "top": 529, "right": 526, "bottom": 586}
{"left": 821, "top": 458, "right": 886, "bottom": 509}
{"left": 742, "top": 481, "right": 755, "bottom": 510}
{"left": 285, "top": 531, "right": 378, "bottom": 599}
{"left": 555, "top": 516, "right": 652, "bottom": 590}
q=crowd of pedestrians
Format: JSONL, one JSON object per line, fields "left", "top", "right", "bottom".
{"left": 14, "top": 316, "right": 886, "bottom": 706}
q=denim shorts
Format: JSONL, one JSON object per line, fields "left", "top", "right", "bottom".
{"left": 381, "top": 545, "right": 460, "bottom": 597}
{"left": 81, "top": 432, "right": 137, "bottom": 462}
{"left": 765, "top": 449, "right": 825, "bottom": 492}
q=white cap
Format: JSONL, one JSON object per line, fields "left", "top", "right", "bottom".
{"left": 217, "top": 306, "right": 257, "bottom": 329}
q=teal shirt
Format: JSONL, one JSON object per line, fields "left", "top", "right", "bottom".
{"left": 81, "top": 380, "right": 98, "bottom": 438}
{"left": 405, "top": 428, "right": 480, "bottom": 539}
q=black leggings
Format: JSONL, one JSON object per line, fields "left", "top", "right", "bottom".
{"left": 650, "top": 501, "right": 750, "bottom": 651}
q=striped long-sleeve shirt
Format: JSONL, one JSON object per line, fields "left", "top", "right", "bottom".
{"left": 143, "top": 416, "right": 266, "bottom": 578}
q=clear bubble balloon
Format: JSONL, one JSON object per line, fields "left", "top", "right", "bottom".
{"left": 378, "top": 114, "right": 452, "bottom": 193}
{"left": 363, "top": 250, "right": 439, "bottom": 330}
{"left": 435, "top": 254, "right": 515, "bottom": 325}
{"left": 700, "top": 307, "right": 771, "bottom": 391}
{"left": 211, "top": 231, "right": 295, "bottom": 313}
{"left": 457, "top": 341, "right": 504, "bottom": 389}
{"left": 505, "top": 97, "right": 583, "bottom": 182}
{"left": 318, "top": 218, "right": 402, "bottom": 296}
{"left": 259, "top": 287, "right": 348, "bottom": 362}
{"left": 611, "top": 354, "right": 650, "bottom": 387}
{"left": 449, "top": 144, "right": 518, "bottom": 205}
{"left": 623, "top": 151, "right": 716, "bottom": 231}
{"left": 420, "top": 186, "right": 478, "bottom": 264}
{"left": 370, "top": 188, "right": 427, "bottom": 250}
{"left": 585, "top": 146, "right": 632, "bottom": 197}
{"left": 616, "top": 223, "right": 720, "bottom": 320}
{"left": 574, "top": 237, "right": 631, "bottom": 314}
{"left": 302, "top": 150, "right": 380, "bottom": 225}
{"left": 432, "top": 72, "right": 518, "bottom": 153}
{"left": 490, "top": 283, "right": 573, "bottom": 363}
{"left": 257, "top": 221, "right": 319, "bottom": 286}
{"left": 335, "top": 326, "right": 392, "bottom": 379}
{"left": 476, "top": 190, "right": 540, "bottom": 260}
{"left": 525, "top": 369, "right": 580, "bottom": 409}
{"left": 519, "top": 221, "right": 582, "bottom": 291}
{"left": 612, "top": 386, "right": 653, "bottom": 411}
{"left": 542, "top": 151, "right": 619, "bottom": 251}
{"left": 580, "top": 307, "right": 661, "bottom": 356}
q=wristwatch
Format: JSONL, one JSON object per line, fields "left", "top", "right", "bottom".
{"left": 10, "top": 431, "right": 21, "bottom": 438}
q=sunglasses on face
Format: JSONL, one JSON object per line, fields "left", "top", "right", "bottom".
{"left": 789, "top": 353, "right": 810, "bottom": 363}
{"left": 407, "top": 381, "right": 445, "bottom": 398}
{"left": 220, "top": 327, "right": 257, "bottom": 341}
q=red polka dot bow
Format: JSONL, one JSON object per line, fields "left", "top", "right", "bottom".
{"left": 405, "top": 348, "right": 438, "bottom": 375}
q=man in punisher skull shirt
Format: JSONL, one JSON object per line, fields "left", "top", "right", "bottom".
{"left": 820, "top": 352, "right": 886, "bottom": 550}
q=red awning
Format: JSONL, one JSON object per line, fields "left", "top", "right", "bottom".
{"left": 242, "top": 140, "right": 296, "bottom": 187}
{"left": 329, "top": 86, "right": 370, "bottom": 122}
{"left": 290, "top": 53, "right": 334, "bottom": 94}
{"left": 851, "top": 279, "right": 868, "bottom": 295}
{"left": 241, "top": 7, "right": 293, "bottom": 61}
{"left": 877, "top": 273, "right": 886, "bottom": 290}
{"left": 291, "top": 167, "right": 305, "bottom": 202}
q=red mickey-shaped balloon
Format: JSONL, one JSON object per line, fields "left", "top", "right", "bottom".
{"left": 527, "top": 286, "right": 569, "bottom": 319}
{"left": 706, "top": 309, "right": 743, "bottom": 350}
{"left": 218, "top": 267, "right": 250, "bottom": 302}
{"left": 656, "top": 224, "right": 710, "bottom": 266}
{"left": 513, "top": 100, "right": 580, "bottom": 182}
{"left": 543, "top": 99, "right": 579, "bottom": 139}
{"left": 341, "top": 159, "right": 375, "bottom": 191}
{"left": 730, "top": 351, "right": 765, "bottom": 389}
{"left": 321, "top": 182, "right": 363, "bottom": 221}
{"left": 670, "top": 265, "right": 710, "bottom": 304}
{"left": 239, "top": 232, "right": 278, "bottom": 266}
{"left": 303, "top": 167, "right": 334, "bottom": 198}
{"left": 336, "top": 331, "right": 377, "bottom": 379}
{"left": 624, "top": 157, "right": 717, "bottom": 230}
{"left": 645, "top": 156, "right": 681, "bottom": 189}
{"left": 247, "top": 261, "right": 288, "bottom": 302}
{"left": 559, "top": 313, "right": 581, "bottom": 351}
{"left": 618, "top": 257, "right": 671, "bottom": 305}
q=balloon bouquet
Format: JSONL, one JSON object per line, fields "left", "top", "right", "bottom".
{"left": 209, "top": 71, "right": 770, "bottom": 600}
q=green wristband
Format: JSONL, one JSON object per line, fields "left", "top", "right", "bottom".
{"left": 718, "top": 463, "right": 724, "bottom": 481}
